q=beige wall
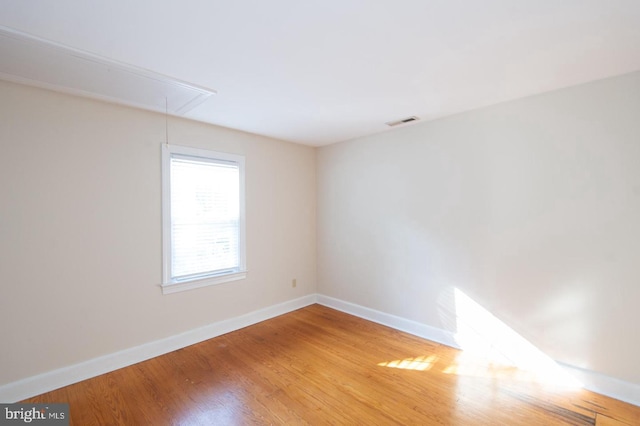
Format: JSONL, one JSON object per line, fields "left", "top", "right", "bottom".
{"left": 318, "top": 71, "right": 640, "bottom": 384}
{"left": 0, "top": 80, "right": 317, "bottom": 386}
{"left": 3, "top": 70, "right": 640, "bottom": 391}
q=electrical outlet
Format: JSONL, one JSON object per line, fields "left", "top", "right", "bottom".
{"left": 292, "top": 279, "right": 297, "bottom": 288}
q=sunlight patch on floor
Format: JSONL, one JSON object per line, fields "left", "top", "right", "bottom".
{"left": 377, "top": 355, "right": 437, "bottom": 371}
{"left": 376, "top": 288, "right": 583, "bottom": 389}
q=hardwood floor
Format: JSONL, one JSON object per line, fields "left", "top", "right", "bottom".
{"left": 24, "top": 304, "right": 640, "bottom": 425}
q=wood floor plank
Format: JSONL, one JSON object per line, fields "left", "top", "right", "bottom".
{"left": 22, "top": 304, "right": 640, "bottom": 425}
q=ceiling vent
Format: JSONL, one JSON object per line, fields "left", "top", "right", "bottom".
{"left": 386, "top": 116, "right": 420, "bottom": 127}
{"left": 0, "top": 27, "right": 216, "bottom": 115}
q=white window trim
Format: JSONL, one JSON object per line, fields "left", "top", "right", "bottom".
{"left": 161, "top": 143, "right": 247, "bottom": 295}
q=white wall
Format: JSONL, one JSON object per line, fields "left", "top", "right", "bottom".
{"left": 317, "top": 71, "right": 640, "bottom": 385}
{"left": 0, "top": 80, "right": 316, "bottom": 387}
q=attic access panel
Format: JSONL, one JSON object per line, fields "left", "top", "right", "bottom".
{"left": 0, "top": 27, "right": 215, "bottom": 115}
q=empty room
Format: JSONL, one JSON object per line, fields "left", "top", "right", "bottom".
{"left": 1, "top": 1, "right": 640, "bottom": 425}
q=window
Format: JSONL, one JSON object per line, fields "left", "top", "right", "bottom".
{"left": 162, "top": 144, "right": 246, "bottom": 294}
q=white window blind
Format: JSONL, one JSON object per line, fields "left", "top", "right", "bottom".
{"left": 162, "top": 144, "right": 246, "bottom": 293}
{"left": 170, "top": 155, "right": 240, "bottom": 280}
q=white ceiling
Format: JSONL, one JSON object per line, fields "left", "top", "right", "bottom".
{"left": 1, "top": 1, "right": 639, "bottom": 146}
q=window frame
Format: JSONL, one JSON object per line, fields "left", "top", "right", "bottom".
{"left": 161, "top": 143, "right": 246, "bottom": 295}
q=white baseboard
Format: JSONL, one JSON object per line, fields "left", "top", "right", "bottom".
{"left": 0, "top": 294, "right": 316, "bottom": 403}
{"left": 316, "top": 294, "right": 640, "bottom": 408}
{"left": 316, "top": 294, "right": 461, "bottom": 350}
{"left": 3, "top": 293, "right": 639, "bottom": 408}
{"left": 559, "top": 362, "right": 640, "bottom": 407}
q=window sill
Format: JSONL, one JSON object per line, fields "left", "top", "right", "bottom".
{"left": 161, "top": 271, "right": 247, "bottom": 295}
